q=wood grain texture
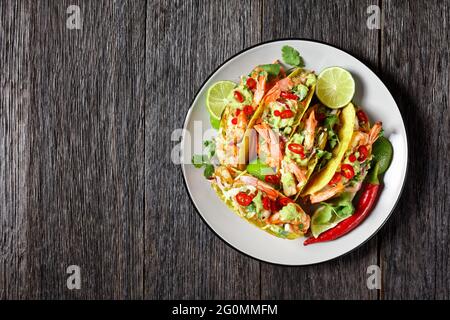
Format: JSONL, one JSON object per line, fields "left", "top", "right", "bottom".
{"left": 379, "top": 0, "right": 449, "bottom": 299}
{"left": 0, "top": 0, "right": 30, "bottom": 300}
{"left": 259, "top": 0, "right": 380, "bottom": 300}
{"left": 26, "top": 0, "right": 145, "bottom": 298}
{"left": 144, "top": 0, "right": 262, "bottom": 299}
{"left": 0, "top": 0, "right": 449, "bottom": 300}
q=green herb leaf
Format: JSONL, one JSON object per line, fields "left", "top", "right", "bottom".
{"left": 260, "top": 64, "right": 281, "bottom": 77}
{"left": 324, "top": 114, "right": 338, "bottom": 129}
{"left": 281, "top": 45, "right": 305, "bottom": 67}
{"left": 203, "top": 164, "right": 215, "bottom": 179}
{"left": 317, "top": 149, "right": 332, "bottom": 160}
{"left": 192, "top": 154, "right": 204, "bottom": 168}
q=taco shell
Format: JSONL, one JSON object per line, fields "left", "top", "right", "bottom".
{"left": 301, "top": 103, "right": 356, "bottom": 196}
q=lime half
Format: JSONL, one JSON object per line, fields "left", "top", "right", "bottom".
{"left": 206, "top": 80, "right": 237, "bottom": 120}
{"left": 316, "top": 67, "right": 355, "bottom": 109}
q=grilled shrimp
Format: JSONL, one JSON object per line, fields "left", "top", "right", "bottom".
{"left": 303, "top": 110, "right": 318, "bottom": 152}
{"left": 281, "top": 158, "right": 307, "bottom": 190}
{"left": 263, "top": 77, "right": 294, "bottom": 104}
{"left": 309, "top": 183, "right": 345, "bottom": 204}
{"left": 254, "top": 123, "right": 283, "bottom": 168}
{"left": 238, "top": 175, "right": 279, "bottom": 200}
{"left": 216, "top": 136, "right": 239, "bottom": 167}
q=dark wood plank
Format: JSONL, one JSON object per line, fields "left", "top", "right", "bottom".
{"left": 260, "top": 0, "right": 380, "bottom": 299}
{"left": 0, "top": 0, "right": 30, "bottom": 300}
{"left": 26, "top": 0, "right": 145, "bottom": 298}
{"left": 144, "top": 0, "right": 262, "bottom": 299}
{"left": 379, "top": 0, "right": 449, "bottom": 299}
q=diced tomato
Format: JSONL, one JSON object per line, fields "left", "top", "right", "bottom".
{"left": 349, "top": 154, "right": 357, "bottom": 162}
{"left": 280, "top": 91, "right": 298, "bottom": 100}
{"left": 328, "top": 172, "right": 342, "bottom": 185}
{"left": 236, "top": 109, "right": 241, "bottom": 117}
{"left": 246, "top": 77, "right": 257, "bottom": 90}
{"left": 274, "top": 110, "right": 281, "bottom": 117}
{"left": 264, "top": 175, "right": 280, "bottom": 185}
{"left": 341, "top": 164, "right": 355, "bottom": 179}
{"left": 358, "top": 145, "right": 368, "bottom": 161}
{"left": 231, "top": 118, "right": 238, "bottom": 125}
{"left": 234, "top": 90, "right": 244, "bottom": 103}
{"left": 280, "top": 109, "right": 294, "bottom": 119}
{"left": 236, "top": 192, "right": 253, "bottom": 206}
{"left": 243, "top": 105, "right": 254, "bottom": 116}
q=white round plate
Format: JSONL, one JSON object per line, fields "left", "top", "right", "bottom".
{"left": 181, "top": 39, "right": 408, "bottom": 266}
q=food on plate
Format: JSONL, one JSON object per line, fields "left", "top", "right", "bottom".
{"left": 193, "top": 45, "right": 393, "bottom": 244}
{"left": 211, "top": 166, "right": 310, "bottom": 239}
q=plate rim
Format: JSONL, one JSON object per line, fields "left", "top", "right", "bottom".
{"left": 180, "top": 38, "right": 409, "bottom": 266}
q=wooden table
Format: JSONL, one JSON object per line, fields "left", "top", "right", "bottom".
{"left": 0, "top": 0, "right": 448, "bottom": 299}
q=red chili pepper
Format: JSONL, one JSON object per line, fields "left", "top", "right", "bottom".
{"left": 278, "top": 197, "right": 293, "bottom": 207}
{"left": 231, "top": 118, "right": 238, "bottom": 125}
{"left": 243, "top": 105, "right": 254, "bottom": 116}
{"left": 236, "top": 192, "right": 253, "bottom": 206}
{"left": 246, "top": 77, "right": 257, "bottom": 90}
{"left": 262, "top": 196, "right": 271, "bottom": 211}
{"left": 265, "top": 175, "right": 280, "bottom": 185}
{"left": 358, "top": 145, "right": 368, "bottom": 161}
{"left": 280, "top": 109, "right": 294, "bottom": 119}
{"left": 288, "top": 143, "right": 304, "bottom": 156}
{"left": 280, "top": 91, "right": 298, "bottom": 100}
{"left": 328, "top": 172, "right": 342, "bottom": 186}
{"left": 357, "top": 110, "right": 368, "bottom": 123}
{"left": 349, "top": 154, "right": 357, "bottom": 162}
{"left": 234, "top": 90, "right": 244, "bottom": 103}
{"left": 270, "top": 199, "right": 281, "bottom": 212}
{"left": 274, "top": 110, "right": 281, "bottom": 117}
{"left": 304, "top": 163, "right": 381, "bottom": 245}
{"left": 341, "top": 164, "right": 355, "bottom": 179}
{"left": 316, "top": 112, "right": 326, "bottom": 121}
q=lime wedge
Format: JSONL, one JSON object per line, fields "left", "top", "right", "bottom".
{"left": 210, "top": 115, "right": 220, "bottom": 130}
{"left": 206, "top": 80, "right": 237, "bottom": 120}
{"left": 372, "top": 136, "right": 393, "bottom": 174}
{"left": 316, "top": 67, "right": 355, "bottom": 109}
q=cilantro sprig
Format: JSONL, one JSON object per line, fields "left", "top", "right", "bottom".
{"left": 192, "top": 140, "right": 216, "bottom": 178}
{"left": 282, "top": 45, "right": 305, "bottom": 68}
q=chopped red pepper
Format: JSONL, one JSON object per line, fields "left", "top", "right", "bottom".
{"left": 243, "top": 105, "right": 254, "bottom": 116}
{"left": 280, "top": 109, "right": 294, "bottom": 119}
{"left": 358, "top": 145, "right": 369, "bottom": 161}
{"left": 235, "top": 109, "right": 241, "bottom": 116}
{"left": 341, "top": 164, "right": 355, "bottom": 179}
{"left": 357, "top": 110, "right": 368, "bottom": 123}
{"left": 236, "top": 192, "right": 253, "bottom": 206}
{"left": 328, "top": 172, "right": 342, "bottom": 185}
{"left": 234, "top": 90, "right": 244, "bottom": 103}
{"left": 264, "top": 175, "right": 280, "bottom": 185}
{"left": 288, "top": 143, "right": 304, "bottom": 156}
{"left": 231, "top": 118, "right": 238, "bottom": 125}
{"left": 262, "top": 196, "right": 271, "bottom": 211}
{"left": 274, "top": 110, "right": 281, "bottom": 117}
{"left": 349, "top": 154, "right": 357, "bottom": 162}
{"left": 278, "top": 197, "right": 293, "bottom": 207}
{"left": 246, "top": 77, "right": 257, "bottom": 90}
{"left": 280, "top": 91, "right": 298, "bottom": 100}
